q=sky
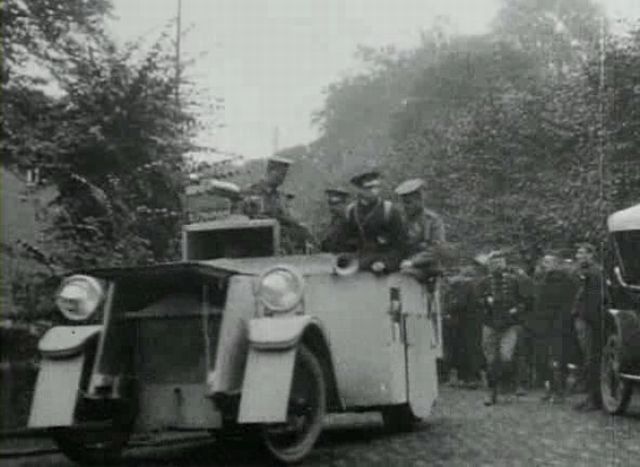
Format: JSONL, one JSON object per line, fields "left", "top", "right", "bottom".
{"left": 108, "top": 0, "right": 640, "bottom": 161}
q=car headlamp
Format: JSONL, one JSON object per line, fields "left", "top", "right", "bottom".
{"left": 55, "top": 275, "right": 105, "bottom": 321}
{"left": 256, "top": 266, "right": 304, "bottom": 314}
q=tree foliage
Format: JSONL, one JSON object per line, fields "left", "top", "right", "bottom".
{"left": 2, "top": 1, "right": 203, "bottom": 316}
{"left": 302, "top": 0, "right": 640, "bottom": 267}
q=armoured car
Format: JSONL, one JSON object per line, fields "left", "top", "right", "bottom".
{"left": 29, "top": 216, "right": 442, "bottom": 464}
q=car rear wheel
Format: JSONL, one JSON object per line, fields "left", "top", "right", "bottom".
{"left": 381, "top": 404, "right": 418, "bottom": 433}
{"left": 601, "top": 333, "right": 633, "bottom": 415}
{"left": 262, "top": 344, "right": 326, "bottom": 464}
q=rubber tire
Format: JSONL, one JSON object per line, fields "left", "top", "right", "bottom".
{"left": 262, "top": 344, "right": 326, "bottom": 464}
{"left": 381, "top": 404, "right": 417, "bottom": 433}
{"left": 601, "top": 333, "right": 633, "bottom": 415}
{"left": 53, "top": 427, "right": 130, "bottom": 465}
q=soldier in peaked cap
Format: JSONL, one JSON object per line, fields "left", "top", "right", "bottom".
{"left": 337, "top": 170, "right": 407, "bottom": 273}
{"left": 395, "top": 178, "right": 446, "bottom": 282}
{"left": 477, "top": 248, "right": 533, "bottom": 406}
{"left": 243, "top": 157, "right": 293, "bottom": 219}
{"left": 320, "top": 187, "right": 354, "bottom": 253}
{"left": 243, "top": 157, "right": 313, "bottom": 253}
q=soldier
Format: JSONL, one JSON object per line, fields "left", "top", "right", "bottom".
{"left": 531, "top": 252, "right": 579, "bottom": 402}
{"left": 320, "top": 187, "right": 352, "bottom": 253}
{"left": 572, "top": 242, "right": 606, "bottom": 411}
{"left": 243, "top": 157, "right": 293, "bottom": 221}
{"left": 477, "top": 249, "right": 533, "bottom": 406}
{"left": 243, "top": 157, "right": 314, "bottom": 253}
{"left": 339, "top": 170, "right": 406, "bottom": 273}
{"left": 394, "top": 178, "right": 446, "bottom": 284}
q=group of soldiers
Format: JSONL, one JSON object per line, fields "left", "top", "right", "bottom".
{"left": 240, "top": 157, "right": 447, "bottom": 278}
{"left": 234, "top": 157, "right": 605, "bottom": 411}
{"left": 444, "top": 244, "right": 605, "bottom": 409}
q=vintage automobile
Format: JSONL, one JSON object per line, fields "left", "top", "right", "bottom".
{"left": 28, "top": 216, "right": 442, "bottom": 464}
{"left": 601, "top": 203, "right": 640, "bottom": 415}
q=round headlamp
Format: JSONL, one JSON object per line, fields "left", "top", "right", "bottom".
{"left": 256, "top": 266, "right": 304, "bottom": 314}
{"left": 55, "top": 275, "right": 105, "bottom": 321}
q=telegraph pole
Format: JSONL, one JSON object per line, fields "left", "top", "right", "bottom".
{"left": 175, "top": 0, "right": 183, "bottom": 108}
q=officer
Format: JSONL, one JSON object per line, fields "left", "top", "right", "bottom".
{"left": 532, "top": 251, "right": 578, "bottom": 402}
{"left": 572, "top": 242, "right": 606, "bottom": 411}
{"left": 339, "top": 170, "right": 406, "bottom": 273}
{"left": 243, "top": 157, "right": 314, "bottom": 253}
{"left": 394, "top": 178, "right": 446, "bottom": 282}
{"left": 477, "top": 249, "right": 533, "bottom": 406}
{"left": 243, "top": 157, "right": 293, "bottom": 221}
{"left": 320, "top": 187, "right": 353, "bottom": 253}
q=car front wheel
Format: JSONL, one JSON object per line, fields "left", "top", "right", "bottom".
{"left": 601, "top": 333, "right": 633, "bottom": 415}
{"left": 262, "top": 344, "right": 326, "bottom": 464}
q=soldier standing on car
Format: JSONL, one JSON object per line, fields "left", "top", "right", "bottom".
{"left": 243, "top": 157, "right": 314, "bottom": 253}
{"left": 478, "top": 249, "right": 533, "bottom": 406}
{"left": 243, "top": 157, "right": 294, "bottom": 221}
{"left": 339, "top": 170, "right": 406, "bottom": 273}
{"left": 320, "top": 187, "right": 353, "bottom": 253}
{"left": 572, "top": 242, "right": 606, "bottom": 411}
{"left": 394, "top": 178, "right": 446, "bottom": 289}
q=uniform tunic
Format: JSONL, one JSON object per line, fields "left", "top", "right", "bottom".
{"left": 320, "top": 214, "right": 353, "bottom": 253}
{"left": 340, "top": 199, "right": 406, "bottom": 271}
{"left": 477, "top": 268, "right": 533, "bottom": 331}
{"left": 531, "top": 267, "right": 579, "bottom": 372}
{"left": 243, "top": 180, "right": 312, "bottom": 253}
{"left": 405, "top": 208, "right": 446, "bottom": 269}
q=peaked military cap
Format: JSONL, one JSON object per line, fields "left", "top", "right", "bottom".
{"left": 395, "top": 178, "right": 425, "bottom": 196}
{"left": 267, "top": 157, "right": 293, "bottom": 168}
{"left": 350, "top": 170, "right": 381, "bottom": 188}
{"left": 325, "top": 187, "right": 350, "bottom": 205}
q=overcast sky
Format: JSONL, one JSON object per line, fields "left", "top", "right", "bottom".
{"left": 108, "top": 0, "right": 640, "bottom": 161}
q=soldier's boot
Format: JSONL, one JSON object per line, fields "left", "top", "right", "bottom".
{"left": 540, "top": 380, "right": 552, "bottom": 402}
{"left": 550, "top": 367, "right": 566, "bottom": 404}
{"left": 484, "top": 363, "right": 499, "bottom": 406}
{"left": 515, "top": 357, "right": 528, "bottom": 397}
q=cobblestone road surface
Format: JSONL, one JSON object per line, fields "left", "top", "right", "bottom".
{"left": 4, "top": 387, "right": 640, "bottom": 466}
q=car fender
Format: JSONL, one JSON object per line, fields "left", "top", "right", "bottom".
{"left": 238, "top": 316, "right": 331, "bottom": 423}
{"left": 247, "top": 315, "right": 312, "bottom": 350}
{"left": 29, "top": 325, "right": 102, "bottom": 428}
{"left": 607, "top": 309, "right": 640, "bottom": 370}
{"left": 37, "top": 325, "right": 103, "bottom": 358}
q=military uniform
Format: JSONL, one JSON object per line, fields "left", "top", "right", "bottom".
{"left": 573, "top": 259, "right": 606, "bottom": 409}
{"left": 531, "top": 263, "right": 579, "bottom": 395}
{"left": 341, "top": 199, "right": 406, "bottom": 271}
{"left": 320, "top": 188, "right": 353, "bottom": 253}
{"left": 320, "top": 215, "right": 352, "bottom": 253}
{"left": 477, "top": 253, "right": 533, "bottom": 404}
{"left": 395, "top": 178, "right": 447, "bottom": 293}
{"left": 404, "top": 208, "right": 446, "bottom": 267}
{"left": 338, "top": 170, "right": 406, "bottom": 272}
{"left": 244, "top": 179, "right": 290, "bottom": 220}
{"left": 242, "top": 158, "right": 313, "bottom": 254}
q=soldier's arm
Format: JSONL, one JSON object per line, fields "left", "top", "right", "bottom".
{"left": 431, "top": 215, "right": 446, "bottom": 243}
{"left": 515, "top": 271, "right": 534, "bottom": 314}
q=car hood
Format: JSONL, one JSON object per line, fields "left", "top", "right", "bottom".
{"left": 80, "top": 254, "right": 338, "bottom": 280}
{"left": 206, "top": 254, "right": 337, "bottom": 276}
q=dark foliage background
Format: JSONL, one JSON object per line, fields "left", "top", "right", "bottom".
{"left": 294, "top": 0, "right": 640, "bottom": 266}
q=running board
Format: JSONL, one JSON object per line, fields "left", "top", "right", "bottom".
{"left": 619, "top": 373, "right": 640, "bottom": 382}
